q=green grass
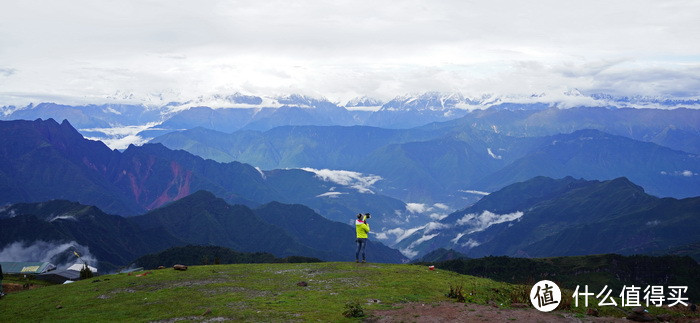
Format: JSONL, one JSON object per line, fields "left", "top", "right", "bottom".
{"left": 0, "top": 262, "right": 695, "bottom": 322}
{"left": 0, "top": 262, "right": 522, "bottom": 322}
{"left": 3, "top": 274, "right": 55, "bottom": 287}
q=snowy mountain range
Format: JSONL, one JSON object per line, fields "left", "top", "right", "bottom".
{"left": 2, "top": 91, "right": 700, "bottom": 150}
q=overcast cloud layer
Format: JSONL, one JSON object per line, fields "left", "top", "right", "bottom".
{"left": 1, "top": 0, "right": 699, "bottom": 106}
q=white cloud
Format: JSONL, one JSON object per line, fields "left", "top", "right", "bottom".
{"left": 646, "top": 220, "right": 660, "bottom": 226}
{"left": 400, "top": 233, "right": 440, "bottom": 258}
{"left": 82, "top": 122, "right": 161, "bottom": 150}
{"left": 428, "top": 213, "right": 448, "bottom": 221}
{"left": 461, "top": 238, "right": 480, "bottom": 248}
{"left": 406, "top": 202, "right": 451, "bottom": 215}
{"left": 412, "top": 233, "right": 439, "bottom": 246}
{"left": 315, "top": 191, "right": 346, "bottom": 198}
{"left": 379, "top": 226, "right": 426, "bottom": 245}
{"left": 487, "top": 148, "right": 502, "bottom": 160}
{"left": 406, "top": 203, "right": 429, "bottom": 214}
{"left": 49, "top": 215, "right": 77, "bottom": 222}
{"left": 374, "top": 232, "right": 389, "bottom": 240}
{"left": 456, "top": 210, "right": 524, "bottom": 233}
{"left": 1, "top": 1, "right": 699, "bottom": 106}
{"left": 459, "top": 190, "right": 490, "bottom": 196}
{"left": 399, "top": 247, "right": 419, "bottom": 259}
{"left": 660, "top": 170, "right": 698, "bottom": 177}
{"left": 300, "top": 167, "right": 381, "bottom": 193}
{"left": 450, "top": 232, "right": 465, "bottom": 244}
{"left": 407, "top": 234, "right": 439, "bottom": 253}
{"left": 86, "top": 135, "right": 150, "bottom": 150}
{"left": 254, "top": 166, "right": 266, "bottom": 179}
{"left": 424, "top": 222, "right": 450, "bottom": 234}
{"left": 0, "top": 240, "right": 99, "bottom": 270}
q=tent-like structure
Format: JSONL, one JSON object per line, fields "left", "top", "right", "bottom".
{"left": 66, "top": 263, "right": 97, "bottom": 273}
{"left": 0, "top": 262, "right": 56, "bottom": 274}
{"left": 36, "top": 263, "right": 98, "bottom": 284}
{"left": 36, "top": 269, "right": 81, "bottom": 284}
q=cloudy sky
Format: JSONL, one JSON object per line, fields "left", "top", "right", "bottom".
{"left": 1, "top": 0, "right": 699, "bottom": 106}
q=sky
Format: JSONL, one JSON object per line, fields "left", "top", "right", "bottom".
{"left": 1, "top": 0, "right": 699, "bottom": 106}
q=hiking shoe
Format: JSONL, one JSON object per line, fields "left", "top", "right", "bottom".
{"left": 361, "top": 260, "right": 366, "bottom": 263}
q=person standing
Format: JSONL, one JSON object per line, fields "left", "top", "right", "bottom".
{"left": 355, "top": 213, "right": 370, "bottom": 263}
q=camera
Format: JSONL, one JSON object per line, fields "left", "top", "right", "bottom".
{"left": 362, "top": 213, "right": 371, "bottom": 221}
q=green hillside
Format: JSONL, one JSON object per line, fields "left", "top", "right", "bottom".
{"left": 426, "top": 254, "right": 700, "bottom": 301}
{"left": 132, "top": 245, "right": 322, "bottom": 269}
{"left": 1, "top": 262, "right": 696, "bottom": 322}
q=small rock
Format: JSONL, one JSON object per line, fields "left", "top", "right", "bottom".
{"left": 627, "top": 307, "right": 654, "bottom": 322}
{"left": 296, "top": 281, "right": 308, "bottom": 287}
{"left": 631, "top": 306, "right": 646, "bottom": 314}
{"left": 511, "top": 303, "right": 528, "bottom": 308}
{"left": 586, "top": 308, "right": 599, "bottom": 317}
{"left": 157, "top": 266, "right": 165, "bottom": 270}
{"left": 656, "top": 313, "right": 672, "bottom": 322}
{"left": 173, "top": 264, "right": 188, "bottom": 271}
{"left": 202, "top": 308, "right": 212, "bottom": 316}
{"left": 56, "top": 305, "right": 63, "bottom": 309}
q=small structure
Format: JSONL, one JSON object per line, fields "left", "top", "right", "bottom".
{"left": 66, "top": 264, "right": 97, "bottom": 273}
{"left": 0, "top": 262, "right": 56, "bottom": 275}
{"left": 37, "top": 269, "right": 81, "bottom": 284}
{"left": 36, "top": 263, "right": 98, "bottom": 284}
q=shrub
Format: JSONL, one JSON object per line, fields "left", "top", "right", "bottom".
{"left": 509, "top": 285, "right": 529, "bottom": 304}
{"left": 79, "top": 265, "right": 93, "bottom": 280}
{"left": 342, "top": 301, "right": 365, "bottom": 318}
{"left": 446, "top": 284, "right": 466, "bottom": 302}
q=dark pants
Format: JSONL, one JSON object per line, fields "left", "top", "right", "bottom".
{"left": 356, "top": 238, "right": 367, "bottom": 261}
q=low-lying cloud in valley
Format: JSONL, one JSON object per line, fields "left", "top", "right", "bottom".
{"left": 456, "top": 210, "right": 524, "bottom": 234}
{"left": 0, "top": 240, "right": 99, "bottom": 270}
{"left": 301, "top": 167, "right": 381, "bottom": 193}
{"left": 82, "top": 122, "right": 163, "bottom": 150}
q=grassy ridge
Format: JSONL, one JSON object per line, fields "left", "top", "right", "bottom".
{"left": 132, "top": 245, "right": 323, "bottom": 269}
{"left": 0, "top": 262, "right": 517, "bottom": 322}
{"left": 1, "top": 262, "right": 696, "bottom": 322}
{"left": 426, "top": 254, "right": 700, "bottom": 301}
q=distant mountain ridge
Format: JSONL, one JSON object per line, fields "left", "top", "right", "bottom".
{"left": 0, "top": 191, "right": 407, "bottom": 270}
{"left": 0, "top": 119, "right": 409, "bottom": 225}
{"left": 6, "top": 92, "right": 698, "bottom": 148}
{"left": 152, "top": 124, "right": 700, "bottom": 204}
{"left": 427, "top": 106, "right": 700, "bottom": 154}
{"left": 393, "top": 176, "right": 700, "bottom": 259}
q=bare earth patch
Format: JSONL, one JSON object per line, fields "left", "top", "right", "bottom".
{"left": 367, "top": 302, "right": 628, "bottom": 322}
{"left": 2, "top": 283, "right": 43, "bottom": 294}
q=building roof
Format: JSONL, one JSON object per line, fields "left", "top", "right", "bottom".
{"left": 36, "top": 269, "right": 81, "bottom": 284}
{"left": 0, "top": 262, "right": 56, "bottom": 274}
{"left": 66, "top": 263, "right": 97, "bottom": 273}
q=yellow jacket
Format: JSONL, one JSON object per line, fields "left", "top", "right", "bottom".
{"left": 355, "top": 220, "right": 370, "bottom": 239}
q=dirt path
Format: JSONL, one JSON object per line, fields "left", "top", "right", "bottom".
{"left": 367, "top": 302, "right": 628, "bottom": 322}
{"left": 1, "top": 283, "right": 43, "bottom": 294}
